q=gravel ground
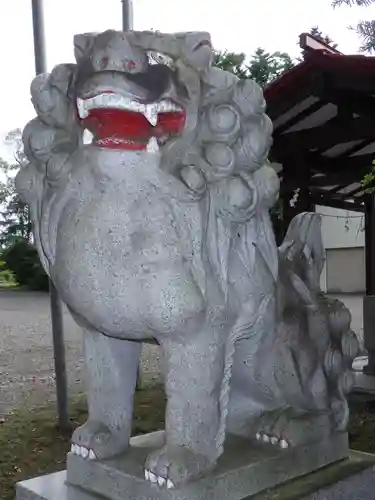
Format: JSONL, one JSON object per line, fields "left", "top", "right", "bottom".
{"left": 0, "top": 288, "right": 364, "bottom": 418}
{"left": 0, "top": 288, "right": 163, "bottom": 417}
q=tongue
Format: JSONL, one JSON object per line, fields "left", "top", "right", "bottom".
{"left": 82, "top": 108, "right": 186, "bottom": 150}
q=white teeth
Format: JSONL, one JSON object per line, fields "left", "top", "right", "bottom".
{"left": 280, "top": 439, "right": 289, "bottom": 449}
{"left": 83, "top": 129, "right": 93, "bottom": 144}
{"left": 149, "top": 472, "right": 157, "bottom": 483}
{"left": 143, "top": 103, "right": 158, "bottom": 126}
{"left": 146, "top": 137, "right": 159, "bottom": 153}
{"left": 76, "top": 94, "right": 182, "bottom": 122}
{"left": 76, "top": 98, "right": 89, "bottom": 119}
{"left": 157, "top": 476, "right": 166, "bottom": 486}
{"left": 81, "top": 447, "right": 89, "bottom": 459}
{"left": 145, "top": 469, "right": 150, "bottom": 480}
{"left": 167, "top": 479, "right": 174, "bottom": 489}
{"left": 88, "top": 449, "right": 97, "bottom": 460}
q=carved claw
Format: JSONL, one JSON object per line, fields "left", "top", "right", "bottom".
{"left": 279, "top": 439, "right": 289, "bottom": 449}
{"left": 144, "top": 469, "right": 174, "bottom": 489}
{"left": 149, "top": 471, "right": 157, "bottom": 483}
{"left": 70, "top": 443, "right": 97, "bottom": 460}
{"left": 254, "top": 433, "right": 281, "bottom": 446}
{"left": 167, "top": 479, "right": 174, "bottom": 489}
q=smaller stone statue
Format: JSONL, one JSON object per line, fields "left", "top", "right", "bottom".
{"left": 232, "top": 212, "right": 359, "bottom": 448}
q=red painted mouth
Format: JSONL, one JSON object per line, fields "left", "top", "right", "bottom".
{"left": 76, "top": 92, "right": 186, "bottom": 151}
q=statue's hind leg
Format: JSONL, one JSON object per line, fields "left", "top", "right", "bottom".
{"left": 70, "top": 327, "right": 141, "bottom": 460}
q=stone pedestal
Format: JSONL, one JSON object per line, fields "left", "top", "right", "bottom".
{"left": 16, "top": 431, "right": 358, "bottom": 500}
{"left": 16, "top": 451, "right": 375, "bottom": 500}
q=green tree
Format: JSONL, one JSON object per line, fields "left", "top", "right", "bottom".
{"left": 0, "top": 129, "right": 32, "bottom": 247}
{"left": 0, "top": 129, "right": 48, "bottom": 290}
{"left": 309, "top": 26, "right": 338, "bottom": 48}
{"left": 214, "top": 48, "right": 295, "bottom": 88}
{"left": 332, "top": 0, "right": 375, "bottom": 52}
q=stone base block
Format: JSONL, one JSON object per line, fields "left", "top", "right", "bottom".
{"left": 17, "top": 430, "right": 351, "bottom": 500}
{"left": 16, "top": 450, "right": 375, "bottom": 500}
{"left": 65, "top": 431, "right": 349, "bottom": 500}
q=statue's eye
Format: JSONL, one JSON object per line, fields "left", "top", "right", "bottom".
{"left": 147, "top": 51, "right": 173, "bottom": 67}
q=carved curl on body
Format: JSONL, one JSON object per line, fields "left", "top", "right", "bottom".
{"left": 16, "top": 30, "right": 359, "bottom": 488}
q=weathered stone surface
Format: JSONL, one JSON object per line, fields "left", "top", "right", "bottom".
{"left": 17, "top": 449, "right": 375, "bottom": 500}
{"left": 16, "top": 27, "right": 361, "bottom": 493}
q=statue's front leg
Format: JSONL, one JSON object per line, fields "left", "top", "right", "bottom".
{"left": 71, "top": 327, "right": 141, "bottom": 460}
{"left": 145, "top": 330, "right": 224, "bottom": 488}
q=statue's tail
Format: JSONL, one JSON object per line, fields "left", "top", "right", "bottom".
{"left": 214, "top": 294, "right": 273, "bottom": 458}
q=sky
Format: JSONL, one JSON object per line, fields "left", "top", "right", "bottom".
{"left": 0, "top": 0, "right": 374, "bottom": 141}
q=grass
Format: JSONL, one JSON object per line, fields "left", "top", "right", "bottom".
{"left": 0, "top": 387, "right": 166, "bottom": 500}
{"left": 1, "top": 389, "right": 375, "bottom": 500}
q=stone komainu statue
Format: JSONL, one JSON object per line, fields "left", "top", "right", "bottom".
{"left": 16, "top": 30, "right": 359, "bottom": 488}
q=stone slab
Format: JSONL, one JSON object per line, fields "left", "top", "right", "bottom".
{"left": 16, "top": 451, "right": 375, "bottom": 500}
{"left": 65, "top": 431, "right": 349, "bottom": 500}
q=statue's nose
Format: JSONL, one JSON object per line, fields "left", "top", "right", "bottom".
{"left": 90, "top": 49, "right": 146, "bottom": 74}
{"left": 90, "top": 31, "right": 148, "bottom": 74}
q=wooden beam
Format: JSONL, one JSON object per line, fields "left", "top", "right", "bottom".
{"left": 309, "top": 172, "right": 359, "bottom": 186}
{"left": 347, "top": 185, "right": 366, "bottom": 198}
{"left": 273, "top": 100, "right": 326, "bottom": 135}
{"left": 277, "top": 169, "right": 363, "bottom": 191}
{"left": 330, "top": 76, "right": 375, "bottom": 101}
{"left": 311, "top": 193, "right": 364, "bottom": 212}
{"left": 273, "top": 147, "right": 373, "bottom": 176}
{"left": 328, "top": 153, "right": 375, "bottom": 171}
{"left": 273, "top": 115, "right": 375, "bottom": 153}
{"left": 299, "top": 32, "right": 342, "bottom": 55}
{"left": 322, "top": 87, "right": 375, "bottom": 117}
{"left": 324, "top": 184, "right": 350, "bottom": 195}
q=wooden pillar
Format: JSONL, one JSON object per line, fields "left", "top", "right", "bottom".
{"left": 280, "top": 161, "right": 315, "bottom": 241}
{"left": 363, "top": 194, "right": 375, "bottom": 375}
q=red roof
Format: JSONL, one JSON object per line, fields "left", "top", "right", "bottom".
{"left": 264, "top": 51, "right": 375, "bottom": 102}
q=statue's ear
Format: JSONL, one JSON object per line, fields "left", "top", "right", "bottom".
{"left": 74, "top": 33, "right": 97, "bottom": 63}
{"left": 183, "top": 32, "right": 213, "bottom": 71}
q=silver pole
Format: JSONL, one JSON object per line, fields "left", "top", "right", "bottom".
{"left": 31, "top": 0, "right": 70, "bottom": 430}
{"left": 121, "top": 0, "right": 142, "bottom": 389}
{"left": 121, "top": 0, "right": 133, "bottom": 31}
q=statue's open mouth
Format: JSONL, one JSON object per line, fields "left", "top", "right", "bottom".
{"left": 76, "top": 92, "right": 186, "bottom": 151}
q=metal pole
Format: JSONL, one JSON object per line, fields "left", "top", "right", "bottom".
{"left": 121, "top": 0, "right": 133, "bottom": 31}
{"left": 31, "top": 0, "right": 70, "bottom": 429}
{"left": 49, "top": 281, "right": 69, "bottom": 428}
{"left": 121, "top": 0, "right": 142, "bottom": 389}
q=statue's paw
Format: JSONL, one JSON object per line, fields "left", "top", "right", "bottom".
{"left": 254, "top": 408, "right": 331, "bottom": 449}
{"left": 71, "top": 420, "right": 129, "bottom": 460}
{"left": 253, "top": 408, "right": 293, "bottom": 449}
{"left": 144, "top": 445, "right": 215, "bottom": 488}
